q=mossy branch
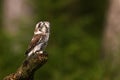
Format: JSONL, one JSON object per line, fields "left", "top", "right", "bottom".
{"left": 3, "top": 52, "right": 48, "bottom": 80}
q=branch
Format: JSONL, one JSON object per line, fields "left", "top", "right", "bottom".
{"left": 3, "top": 52, "right": 48, "bottom": 80}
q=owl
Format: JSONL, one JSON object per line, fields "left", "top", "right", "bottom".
{"left": 25, "top": 21, "right": 50, "bottom": 56}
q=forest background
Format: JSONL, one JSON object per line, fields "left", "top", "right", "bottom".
{"left": 0, "top": 0, "right": 119, "bottom": 80}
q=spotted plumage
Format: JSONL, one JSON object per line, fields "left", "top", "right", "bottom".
{"left": 25, "top": 21, "right": 50, "bottom": 56}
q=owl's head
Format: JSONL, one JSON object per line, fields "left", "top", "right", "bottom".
{"left": 34, "top": 21, "right": 50, "bottom": 34}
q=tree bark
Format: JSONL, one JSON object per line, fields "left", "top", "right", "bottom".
{"left": 103, "top": 0, "right": 120, "bottom": 79}
{"left": 3, "top": 52, "right": 48, "bottom": 80}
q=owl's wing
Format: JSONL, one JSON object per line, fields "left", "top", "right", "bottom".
{"left": 25, "top": 34, "right": 42, "bottom": 55}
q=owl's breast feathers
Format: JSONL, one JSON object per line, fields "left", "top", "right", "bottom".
{"left": 25, "top": 34, "right": 45, "bottom": 55}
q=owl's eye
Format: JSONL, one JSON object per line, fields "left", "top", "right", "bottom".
{"left": 39, "top": 28, "right": 41, "bottom": 31}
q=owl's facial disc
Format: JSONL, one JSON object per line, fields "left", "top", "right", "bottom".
{"left": 34, "top": 21, "right": 50, "bottom": 34}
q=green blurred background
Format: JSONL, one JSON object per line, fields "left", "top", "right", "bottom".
{"left": 0, "top": 0, "right": 109, "bottom": 80}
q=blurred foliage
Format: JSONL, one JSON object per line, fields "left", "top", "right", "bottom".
{"left": 0, "top": 0, "right": 108, "bottom": 80}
